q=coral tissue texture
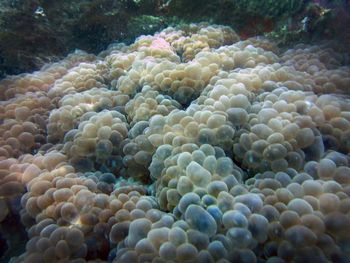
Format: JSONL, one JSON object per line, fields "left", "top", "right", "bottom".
{"left": 0, "top": 23, "right": 350, "bottom": 263}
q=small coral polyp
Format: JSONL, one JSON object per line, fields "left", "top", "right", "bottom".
{"left": 0, "top": 23, "right": 350, "bottom": 263}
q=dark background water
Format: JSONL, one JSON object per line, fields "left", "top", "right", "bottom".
{"left": 0, "top": 0, "right": 349, "bottom": 78}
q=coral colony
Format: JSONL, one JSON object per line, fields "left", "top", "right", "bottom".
{"left": 0, "top": 23, "right": 350, "bottom": 262}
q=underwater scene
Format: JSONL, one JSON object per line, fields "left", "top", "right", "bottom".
{"left": 0, "top": 0, "right": 350, "bottom": 262}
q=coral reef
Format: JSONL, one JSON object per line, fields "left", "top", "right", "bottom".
{"left": 0, "top": 0, "right": 170, "bottom": 77}
{"left": 0, "top": 23, "right": 350, "bottom": 263}
{"left": 3, "top": 0, "right": 349, "bottom": 78}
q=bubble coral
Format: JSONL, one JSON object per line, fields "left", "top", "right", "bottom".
{"left": 1, "top": 23, "right": 350, "bottom": 263}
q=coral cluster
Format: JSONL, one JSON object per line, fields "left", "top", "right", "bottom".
{"left": 0, "top": 23, "right": 350, "bottom": 263}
